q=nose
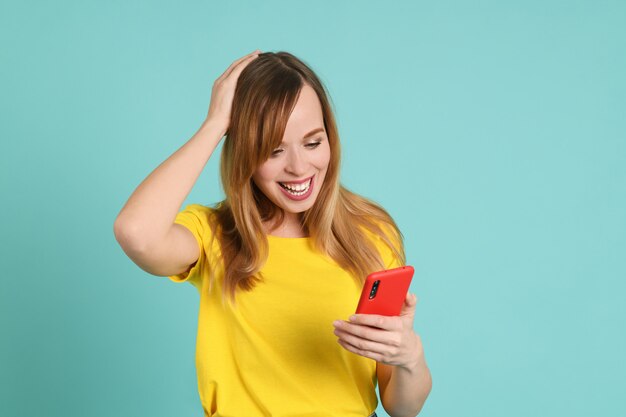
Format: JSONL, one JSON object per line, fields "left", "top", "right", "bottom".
{"left": 284, "top": 147, "right": 307, "bottom": 177}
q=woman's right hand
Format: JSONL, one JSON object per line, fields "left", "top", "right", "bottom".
{"left": 204, "top": 49, "right": 262, "bottom": 134}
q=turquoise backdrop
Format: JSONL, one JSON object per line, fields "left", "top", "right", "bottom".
{"left": 1, "top": 0, "right": 625, "bottom": 416}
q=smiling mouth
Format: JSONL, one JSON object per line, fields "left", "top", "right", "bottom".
{"left": 278, "top": 177, "right": 312, "bottom": 194}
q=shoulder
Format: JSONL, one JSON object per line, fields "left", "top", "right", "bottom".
{"left": 359, "top": 217, "right": 405, "bottom": 269}
{"left": 179, "top": 203, "right": 215, "bottom": 215}
{"left": 176, "top": 204, "right": 217, "bottom": 223}
{"left": 174, "top": 204, "right": 221, "bottom": 238}
{"left": 359, "top": 217, "right": 402, "bottom": 245}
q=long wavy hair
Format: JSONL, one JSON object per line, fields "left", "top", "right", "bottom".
{"left": 202, "top": 51, "right": 405, "bottom": 306}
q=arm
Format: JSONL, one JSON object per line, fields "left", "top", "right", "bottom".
{"left": 333, "top": 293, "right": 432, "bottom": 416}
{"left": 113, "top": 119, "right": 224, "bottom": 252}
{"left": 114, "top": 50, "right": 261, "bottom": 253}
{"left": 377, "top": 341, "right": 432, "bottom": 417}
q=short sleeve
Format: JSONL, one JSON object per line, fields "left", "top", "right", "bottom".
{"left": 374, "top": 221, "right": 405, "bottom": 270}
{"left": 167, "top": 203, "right": 215, "bottom": 286}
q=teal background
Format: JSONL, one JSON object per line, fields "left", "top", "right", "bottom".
{"left": 1, "top": 0, "right": 625, "bottom": 416}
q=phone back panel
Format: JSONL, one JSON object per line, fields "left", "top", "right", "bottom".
{"left": 355, "top": 265, "right": 414, "bottom": 316}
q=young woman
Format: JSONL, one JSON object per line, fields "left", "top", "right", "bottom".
{"left": 114, "top": 50, "right": 432, "bottom": 417}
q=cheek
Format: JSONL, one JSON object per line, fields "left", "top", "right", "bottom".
{"left": 314, "top": 143, "right": 331, "bottom": 169}
{"left": 253, "top": 161, "right": 280, "bottom": 183}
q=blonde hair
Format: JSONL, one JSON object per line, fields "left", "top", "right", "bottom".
{"left": 203, "top": 51, "right": 405, "bottom": 306}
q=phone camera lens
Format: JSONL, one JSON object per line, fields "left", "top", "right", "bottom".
{"left": 369, "top": 280, "right": 380, "bottom": 299}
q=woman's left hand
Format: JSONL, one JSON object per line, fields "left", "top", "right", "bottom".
{"left": 333, "top": 292, "right": 423, "bottom": 369}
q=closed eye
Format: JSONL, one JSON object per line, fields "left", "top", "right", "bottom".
{"left": 271, "top": 140, "right": 323, "bottom": 156}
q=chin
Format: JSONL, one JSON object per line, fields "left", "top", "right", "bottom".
{"left": 277, "top": 198, "right": 316, "bottom": 213}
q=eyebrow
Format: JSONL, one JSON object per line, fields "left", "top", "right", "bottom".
{"left": 280, "top": 127, "right": 325, "bottom": 145}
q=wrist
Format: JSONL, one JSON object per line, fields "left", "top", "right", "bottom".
{"left": 199, "top": 118, "right": 228, "bottom": 141}
{"left": 401, "top": 334, "right": 427, "bottom": 373}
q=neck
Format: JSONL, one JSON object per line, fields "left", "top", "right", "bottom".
{"left": 264, "top": 212, "right": 308, "bottom": 238}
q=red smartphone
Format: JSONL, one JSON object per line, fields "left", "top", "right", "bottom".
{"left": 355, "top": 265, "right": 414, "bottom": 316}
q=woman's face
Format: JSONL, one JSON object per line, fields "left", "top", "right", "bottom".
{"left": 252, "top": 84, "right": 331, "bottom": 217}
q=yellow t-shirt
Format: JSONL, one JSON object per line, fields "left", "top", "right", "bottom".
{"left": 168, "top": 204, "right": 402, "bottom": 417}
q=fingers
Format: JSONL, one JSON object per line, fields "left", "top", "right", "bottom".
{"left": 334, "top": 320, "right": 400, "bottom": 347}
{"left": 336, "top": 333, "right": 389, "bottom": 357}
{"left": 219, "top": 49, "right": 262, "bottom": 81}
{"left": 347, "top": 314, "right": 401, "bottom": 331}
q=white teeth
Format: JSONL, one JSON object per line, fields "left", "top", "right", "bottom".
{"left": 279, "top": 178, "right": 311, "bottom": 192}
{"left": 284, "top": 187, "right": 307, "bottom": 196}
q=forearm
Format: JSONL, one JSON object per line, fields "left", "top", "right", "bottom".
{"left": 114, "top": 119, "right": 225, "bottom": 250}
{"left": 381, "top": 355, "right": 432, "bottom": 417}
